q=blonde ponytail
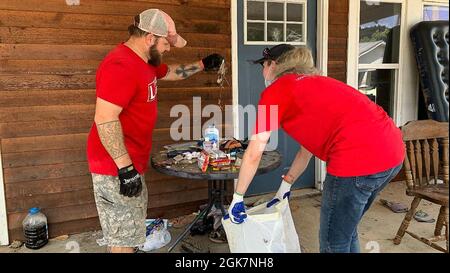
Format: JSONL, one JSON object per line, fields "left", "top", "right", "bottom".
{"left": 273, "top": 47, "right": 320, "bottom": 78}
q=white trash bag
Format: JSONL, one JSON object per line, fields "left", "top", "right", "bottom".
{"left": 222, "top": 198, "right": 301, "bottom": 253}
{"left": 141, "top": 228, "right": 171, "bottom": 252}
{"left": 139, "top": 219, "right": 171, "bottom": 252}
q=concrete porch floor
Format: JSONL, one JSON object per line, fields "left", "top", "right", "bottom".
{"left": 0, "top": 181, "right": 446, "bottom": 253}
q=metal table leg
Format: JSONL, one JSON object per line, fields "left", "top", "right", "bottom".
{"left": 216, "top": 180, "right": 227, "bottom": 216}
{"left": 167, "top": 179, "right": 228, "bottom": 252}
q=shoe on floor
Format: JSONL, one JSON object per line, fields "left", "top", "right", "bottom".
{"left": 380, "top": 199, "right": 409, "bottom": 213}
{"left": 209, "top": 227, "right": 227, "bottom": 244}
{"left": 414, "top": 210, "right": 435, "bottom": 223}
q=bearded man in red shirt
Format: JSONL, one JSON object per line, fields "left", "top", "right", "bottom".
{"left": 87, "top": 9, "right": 224, "bottom": 253}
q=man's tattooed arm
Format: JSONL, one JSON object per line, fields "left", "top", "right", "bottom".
{"left": 96, "top": 120, "right": 132, "bottom": 168}
{"left": 162, "top": 61, "right": 204, "bottom": 81}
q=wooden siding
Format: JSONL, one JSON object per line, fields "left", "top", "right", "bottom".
{"left": 327, "top": 0, "right": 349, "bottom": 83}
{"left": 0, "top": 0, "right": 232, "bottom": 240}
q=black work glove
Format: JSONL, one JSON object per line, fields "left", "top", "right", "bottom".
{"left": 201, "top": 54, "right": 224, "bottom": 71}
{"left": 118, "top": 164, "right": 143, "bottom": 197}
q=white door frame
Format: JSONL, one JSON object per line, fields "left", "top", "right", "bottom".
{"left": 231, "top": 0, "right": 329, "bottom": 191}
{"left": 347, "top": 0, "right": 447, "bottom": 126}
{"left": 315, "top": 0, "right": 329, "bottom": 191}
{"left": 0, "top": 143, "right": 9, "bottom": 246}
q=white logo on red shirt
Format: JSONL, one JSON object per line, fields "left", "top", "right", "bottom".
{"left": 148, "top": 78, "right": 158, "bottom": 102}
{"left": 296, "top": 75, "right": 309, "bottom": 81}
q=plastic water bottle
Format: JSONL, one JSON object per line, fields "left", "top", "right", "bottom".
{"left": 22, "top": 207, "right": 48, "bottom": 249}
{"left": 204, "top": 124, "right": 220, "bottom": 150}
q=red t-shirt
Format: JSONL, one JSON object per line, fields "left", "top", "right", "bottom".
{"left": 255, "top": 74, "right": 405, "bottom": 177}
{"left": 87, "top": 44, "right": 168, "bottom": 176}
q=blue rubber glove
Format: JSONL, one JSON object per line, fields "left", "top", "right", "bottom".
{"left": 266, "top": 180, "right": 292, "bottom": 208}
{"left": 224, "top": 193, "right": 247, "bottom": 224}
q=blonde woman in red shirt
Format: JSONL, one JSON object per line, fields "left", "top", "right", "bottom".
{"left": 226, "top": 44, "right": 405, "bottom": 253}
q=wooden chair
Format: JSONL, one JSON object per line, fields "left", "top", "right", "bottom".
{"left": 394, "top": 120, "right": 449, "bottom": 252}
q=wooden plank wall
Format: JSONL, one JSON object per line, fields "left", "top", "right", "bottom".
{"left": 0, "top": 0, "right": 232, "bottom": 241}
{"left": 327, "top": 0, "right": 348, "bottom": 82}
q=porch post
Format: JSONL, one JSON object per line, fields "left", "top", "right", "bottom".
{"left": 231, "top": 0, "right": 239, "bottom": 191}
{"left": 315, "top": 0, "right": 329, "bottom": 191}
{"left": 0, "top": 142, "right": 9, "bottom": 246}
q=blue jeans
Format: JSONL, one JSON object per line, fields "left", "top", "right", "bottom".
{"left": 319, "top": 164, "right": 402, "bottom": 253}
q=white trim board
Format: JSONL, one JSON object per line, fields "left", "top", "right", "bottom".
{"left": 231, "top": 0, "right": 239, "bottom": 140}
{"left": 422, "top": 0, "right": 449, "bottom": 6}
{"left": 315, "top": 0, "right": 329, "bottom": 190}
{"left": 231, "top": 0, "right": 240, "bottom": 191}
{"left": 0, "top": 142, "right": 9, "bottom": 246}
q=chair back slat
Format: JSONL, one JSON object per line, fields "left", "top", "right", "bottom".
{"left": 403, "top": 150, "right": 415, "bottom": 190}
{"left": 443, "top": 137, "right": 449, "bottom": 184}
{"left": 422, "top": 139, "right": 431, "bottom": 184}
{"left": 406, "top": 141, "right": 416, "bottom": 188}
{"left": 401, "top": 120, "right": 449, "bottom": 190}
{"left": 431, "top": 138, "right": 440, "bottom": 184}
{"left": 414, "top": 140, "right": 423, "bottom": 186}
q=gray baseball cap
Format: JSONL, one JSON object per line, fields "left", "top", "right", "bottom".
{"left": 135, "top": 9, "right": 187, "bottom": 48}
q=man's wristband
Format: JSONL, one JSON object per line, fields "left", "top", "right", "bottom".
{"left": 118, "top": 164, "right": 134, "bottom": 175}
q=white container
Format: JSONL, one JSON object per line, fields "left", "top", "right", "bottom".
{"left": 204, "top": 124, "right": 220, "bottom": 149}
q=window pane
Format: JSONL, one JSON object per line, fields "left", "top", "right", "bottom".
{"left": 424, "top": 5, "right": 449, "bottom": 21}
{"left": 358, "top": 69, "right": 396, "bottom": 117}
{"left": 267, "top": 23, "right": 284, "bottom": 42}
{"left": 247, "top": 23, "right": 265, "bottom": 41}
{"left": 359, "top": 1, "right": 401, "bottom": 64}
{"left": 287, "top": 3, "right": 303, "bottom": 22}
{"left": 286, "top": 24, "right": 303, "bottom": 42}
{"left": 267, "top": 2, "right": 284, "bottom": 21}
{"left": 247, "top": 1, "right": 265, "bottom": 20}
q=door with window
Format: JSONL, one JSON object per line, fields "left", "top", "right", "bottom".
{"left": 236, "top": 0, "right": 317, "bottom": 195}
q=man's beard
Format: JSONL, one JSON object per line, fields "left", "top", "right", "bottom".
{"left": 148, "top": 45, "right": 162, "bottom": 67}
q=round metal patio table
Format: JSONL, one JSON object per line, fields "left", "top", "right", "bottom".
{"left": 151, "top": 142, "right": 282, "bottom": 252}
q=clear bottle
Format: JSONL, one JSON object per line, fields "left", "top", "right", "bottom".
{"left": 22, "top": 207, "right": 48, "bottom": 249}
{"left": 204, "top": 124, "right": 220, "bottom": 150}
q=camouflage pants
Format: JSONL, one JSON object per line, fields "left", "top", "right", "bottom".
{"left": 92, "top": 173, "right": 148, "bottom": 248}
